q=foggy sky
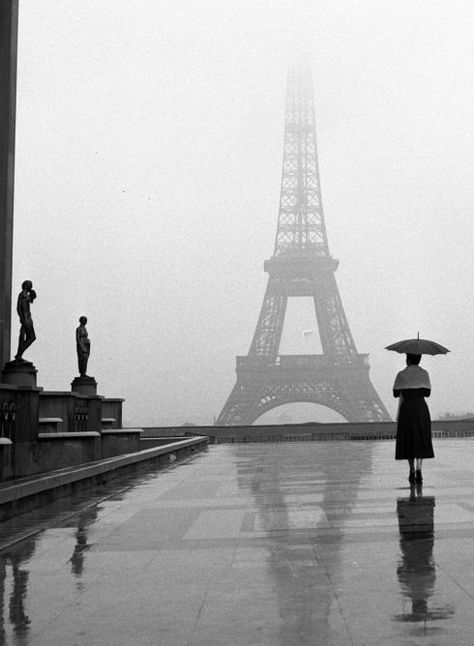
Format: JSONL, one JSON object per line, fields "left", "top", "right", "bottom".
{"left": 12, "top": 0, "right": 474, "bottom": 426}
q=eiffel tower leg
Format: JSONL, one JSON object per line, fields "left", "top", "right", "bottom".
{"left": 216, "top": 378, "right": 265, "bottom": 426}
{"left": 218, "top": 276, "right": 288, "bottom": 425}
{"left": 337, "top": 372, "right": 391, "bottom": 422}
{"left": 249, "top": 277, "right": 287, "bottom": 357}
{"left": 312, "top": 273, "right": 357, "bottom": 358}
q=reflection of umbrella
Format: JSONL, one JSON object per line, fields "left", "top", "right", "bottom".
{"left": 385, "top": 334, "right": 450, "bottom": 356}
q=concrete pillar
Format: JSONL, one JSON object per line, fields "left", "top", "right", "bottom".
{"left": 11, "top": 385, "right": 42, "bottom": 478}
{"left": 0, "top": 1, "right": 19, "bottom": 369}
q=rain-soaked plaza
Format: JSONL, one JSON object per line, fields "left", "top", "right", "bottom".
{"left": 1, "top": 439, "right": 474, "bottom": 645}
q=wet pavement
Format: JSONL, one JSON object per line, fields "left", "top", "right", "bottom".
{"left": 1, "top": 439, "right": 474, "bottom": 645}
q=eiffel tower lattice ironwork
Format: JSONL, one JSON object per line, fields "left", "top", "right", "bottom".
{"left": 217, "top": 62, "right": 391, "bottom": 425}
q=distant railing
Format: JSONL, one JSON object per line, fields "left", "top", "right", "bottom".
{"left": 236, "top": 354, "right": 369, "bottom": 371}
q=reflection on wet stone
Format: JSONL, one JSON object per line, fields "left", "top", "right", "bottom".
{"left": 2, "top": 443, "right": 474, "bottom": 644}
{"left": 394, "top": 487, "right": 454, "bottom": 631}
{"left": 69, "top": 507, "right": 98, "bottom": 580}
{"left": 0, "top": 478, "right": 138, "bottom": 642}
{"left": 0, "top": 538, "right": 36, "bottom": 644}
{"left": 237, "top": 442, "right": 371, "bottom": 645}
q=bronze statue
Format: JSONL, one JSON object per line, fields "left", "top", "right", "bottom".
{"left": 14, "top": 280, "right": 36, "bottom": 361}
{"left": 76, "top": 316, "right": 91, "bottom": 377}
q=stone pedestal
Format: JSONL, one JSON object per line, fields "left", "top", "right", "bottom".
{"left": 2, "top": 360, "right": 42, "bottom": 478}
{"left": 2, "top": 359, "right": 37, "bottom": 388}
{"left": 70, "top": 377, "right": 103, "bottom": 432}
{"left": 71, "top": 375, "right": 97, "bottom": 396}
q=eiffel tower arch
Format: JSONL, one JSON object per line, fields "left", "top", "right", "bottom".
{"left": 217, "top": 62, "right": 391, "bottom": 426}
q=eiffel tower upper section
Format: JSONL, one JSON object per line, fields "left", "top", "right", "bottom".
{"left": 273, "top": 60, "right": 330, "bottom": 259}
{"left": 248, "top": 60, "right": 359, "bottom": 362}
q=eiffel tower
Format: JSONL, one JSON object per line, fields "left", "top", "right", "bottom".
{"left": 217, "top": 62, "right": 391, "bottom": 425}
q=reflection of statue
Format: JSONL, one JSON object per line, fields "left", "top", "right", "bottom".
{"left": 14, "top": 280, "right": 36, "bottom": 361}
{"left": 393, "top": 488, "right": 453, "bottom": 626}
{"left": 69, "top": 506, "right": 98, "bottom": 585}
{"left": 0, "top": 537, "right": 36, "bottom": 637}
{"left": 76, "top": 316, "right": 91, "bottom": 377}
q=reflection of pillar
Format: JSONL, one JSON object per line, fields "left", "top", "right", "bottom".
{"left": 0, "top": 558, "right": 6, "bottom": 644}
{"left": 1, "top": 537, "right": 36, "bottom": 640}
{"left": 9, "top": 562, "right": 30, "bottom": 634}
{"left": 0, "top": 1, "right": 19, "bottom": 370}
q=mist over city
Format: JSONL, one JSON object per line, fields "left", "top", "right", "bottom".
{"left": 12, "top": 0, "right": 474, "bottom": 426}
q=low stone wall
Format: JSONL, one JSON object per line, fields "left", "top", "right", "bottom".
{"left": 140, "top": 436, "right": 189, "bottom": 449}
{"left": 101, "top": 429, "right": 142, "bottom": 458}
{"left": 6, "top": 433, "right": 101, "bottom": 480}
{"left": 0, "top": 438, "right": 13, "bottom": 481}
{"left": 10, "top": 442, "right": 41, "bottom": 478}
{"left": 1, "top": 375, "right": 127, "bottom": 482}
{"left": 1, "top": 430, "right": 148, "bottom": 482}
{"left": 209, "top": 423, "right": 394, "bottom": 443}
{"left": 101, "top": 398, "right": 124, "bottom": 429}
{"left": 39, "top": 391, "right": 102, "bottom": 434}
{"left": 141, "top": 427, "right": 197, "bottom": 438}
{"left": 38, "top": 432, "right": 101, "bottom": 470}
{"left": 0, "top": 436, "right": 208, "bottom": 522}
{"left": 142, "top": 419, "right": 474, "bottom": 444}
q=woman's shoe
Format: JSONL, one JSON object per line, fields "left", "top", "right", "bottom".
{"left": 415, "top": 469, "right": 423, "bottom": 484}
{"left": 408, "top": 471, "right": 416, "bottom": 484}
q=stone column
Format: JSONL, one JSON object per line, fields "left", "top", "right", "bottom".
{"left": 0, "top": 1, "right": 19, "bottom": 370}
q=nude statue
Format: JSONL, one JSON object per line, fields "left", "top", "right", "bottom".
{"left": 15, "top": 280, "right": 37, "bottom": 361}
{"left": 76, "top": 316, "right": 91, "bottom": 377}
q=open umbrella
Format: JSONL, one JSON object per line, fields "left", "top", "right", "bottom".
{"left": 385, "top": 334, "right": 450, "bottom": 356}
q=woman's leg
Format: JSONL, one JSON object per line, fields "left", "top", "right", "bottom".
{"left": 408, "top": 459, "right": 415, "bottom": 483}
{"left": 415, "top": 458, "right": 423, "bottom": 483}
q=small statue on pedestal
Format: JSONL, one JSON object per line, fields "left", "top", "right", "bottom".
{"left": 76, "top": 316, "right": 91, "bottom": 377}
{"left": 72, "top": 316, "right": 96, "bottom": 394}
{"left": 14, "top": 280, "right": 37, "bottom": 362}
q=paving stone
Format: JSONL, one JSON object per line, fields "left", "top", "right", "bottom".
{"left": 0, "top": 439, "right": 473, "bottom": 645}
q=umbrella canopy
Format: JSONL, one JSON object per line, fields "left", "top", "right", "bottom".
{"left": 385, "top": 335, "right": 450, "bottom": 355}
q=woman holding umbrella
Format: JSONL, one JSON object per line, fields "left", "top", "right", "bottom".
{"left": 386, "top": 335, "right": 450, "bottom": 484}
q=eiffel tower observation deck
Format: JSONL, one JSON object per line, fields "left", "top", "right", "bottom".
{"left": 217, "top": 61, "right": 391, "bottom": 425}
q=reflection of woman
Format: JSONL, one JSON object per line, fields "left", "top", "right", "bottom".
{"left": 393, "top": 353, "right": 434, "bottom": 484}
{"left": 393, "top": 490, "right": 453, "bottom": 625}
{"left": 395, "top": 491, "right": 435, "bottom": 622}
